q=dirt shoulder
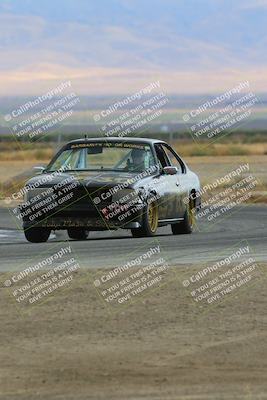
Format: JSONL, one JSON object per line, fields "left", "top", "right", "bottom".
{"left": 0, "top": 266, "right": 266, "bottom": 400}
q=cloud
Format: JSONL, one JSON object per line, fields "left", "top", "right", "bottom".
{"left": 0, "top": 12, "right": 45, "bottom": 40}
{"left": 0, "top": 13, "right": 250, "bottom": 72}
{"left": 240, "top": 0, "right": 267, "bottom": 8}
{"left": 0, "top": 6, "right": 266, "bottom": 95}
{"left": 0, "top": 62, "right": 265, "bottom": 96}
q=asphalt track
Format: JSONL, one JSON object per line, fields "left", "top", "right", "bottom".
{"left": 0, "top": 204, "right": 266, "bottom": 271}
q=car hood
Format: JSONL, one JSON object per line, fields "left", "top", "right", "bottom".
{"left": 25, "top": 170, "right": 154, "bottom": 189}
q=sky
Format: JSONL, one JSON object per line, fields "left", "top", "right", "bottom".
{"left": 0, "top": 0, "right": 266, "bottom": 96}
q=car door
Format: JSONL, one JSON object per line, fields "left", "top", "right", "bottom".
{"left": 152, "top": 144, "right": 182, "bottom": 220}
{"left": 157, "top": 144, "right": 188, "bottom": 219}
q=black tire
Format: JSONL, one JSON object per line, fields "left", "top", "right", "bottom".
{"left": 131, "top": 228, "right": 145, "bottom": 238}
{"left": 131, "top": 201, "right": 158, "bottom": 238}
{"left": 171, "top": 199, "right": 195, "bottom": 235}
{"left": 67, "top": 228, "right": 90, "bottom": 240}
{"left": 24, "top": 227, "right": 51, "bottom": 243}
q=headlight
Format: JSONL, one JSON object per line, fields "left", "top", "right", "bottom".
{"left": 24, "top": 187, "right": 52, "bottom": 203}
{"left": 112, "top": 189, "right": 140, "bottom": 204}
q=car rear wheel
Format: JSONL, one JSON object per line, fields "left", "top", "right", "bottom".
{"left": 24, "top": 227, "right": 51, "bottom": 243}
{"left": 131, "top": 201, "right": 158, "bottom": 237}
{"left": 171, "top": 198, "right": 195, "bottom": 235}
{"left": 67, "top": 228, "right": 90, "bottom": 240}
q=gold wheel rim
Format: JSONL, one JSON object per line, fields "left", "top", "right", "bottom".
{"left": 148, "top": 202, "right": 158, "bottom": 233}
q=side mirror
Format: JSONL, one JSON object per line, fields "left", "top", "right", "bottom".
{"left": 34, "top": 166, "right": 46, "bottom": 174}
{"left": 163, "top": 166, "right": 178, "bottom": 175}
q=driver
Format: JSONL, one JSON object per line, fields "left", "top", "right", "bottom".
{"left": 128, "top": 148, "right": 147, "bottom": 172}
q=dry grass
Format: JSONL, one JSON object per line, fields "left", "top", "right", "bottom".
{"left": 174, "top": 142, "right": 267, "bottom": 157}
{"left": 0, "top": 148, "right": 53, "bottom": 162}
{"left": 0, "top": 141, "right": 267, "bottom": 163}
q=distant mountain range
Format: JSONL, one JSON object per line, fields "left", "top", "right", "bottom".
{"left": 0, "top": 93, "right": 266, "bottom": 135}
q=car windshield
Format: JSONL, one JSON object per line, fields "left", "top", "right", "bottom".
{"left": 46, "top": 142, "right": 157, "bottom": 173}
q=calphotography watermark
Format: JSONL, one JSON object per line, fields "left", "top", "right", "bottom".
{"left": 92, "top": 242, "right": 174, "bottom": 311}
{"left": 2, "top": 243, "right": 80, "bottom": 311}
{"left": 5, "top": 171, "right": 88, "bottom": 232}
{"left": 180, "top": 241, "right": 262, "bottom": 310}
{"left": 4, "top": 80, "right": 80, "bottom": 142}
{"left": 182, "top": 81, "right": 260, "bottom": 144}
{"left": 89, "top": 165, "right": 172, "bottom": 229}
{"left": 187, "top": 160, "right": 264, "bottom": 230}
{"left": 93, "top": 81, "right": 169, "bottom": 137}
{"left": 4, "top": 164, "right": 72, "bottom": 205}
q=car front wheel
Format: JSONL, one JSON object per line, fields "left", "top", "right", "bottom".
{"left": 67, "top": 228, "right": 90, "bottom": 240}
{"left": 24, "top": 227, "right": 51, "bottom": 243}
{"left": 131, "top": 201, "right": 158, "bottom": 238}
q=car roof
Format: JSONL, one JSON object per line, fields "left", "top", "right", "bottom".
{"left": 66, "top": 137, "right": 166, "bottom": 146}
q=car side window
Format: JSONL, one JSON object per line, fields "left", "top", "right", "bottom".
{"left": 161, "top": 145, "right": 185, "bottom": 174}
{"left": 154, "top": 144, "right": 171, "bottom": 168}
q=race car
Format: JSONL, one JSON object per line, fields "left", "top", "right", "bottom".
{"left": 21, "top": 137, "right": 201, "bottom": 242}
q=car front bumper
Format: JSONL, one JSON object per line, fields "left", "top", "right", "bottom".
{"left": 22, "top": 203, "right": 144, "bottom": 230}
